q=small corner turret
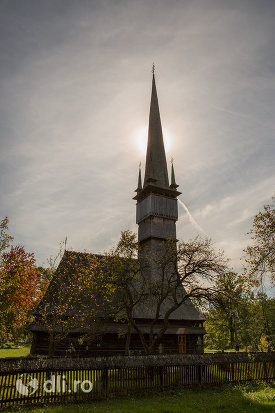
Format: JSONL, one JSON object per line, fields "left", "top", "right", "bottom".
{"left": 170, "top": 160, "right": 179, "bottom": 190}
{"left": 135, "top": 163, "right": 143, "bottom": 193}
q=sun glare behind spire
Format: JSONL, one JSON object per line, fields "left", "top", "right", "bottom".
{"left": 137, "top": 126, "right": 171, "bottom": 156}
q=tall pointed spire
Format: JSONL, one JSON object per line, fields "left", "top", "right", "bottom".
{"left": 143, "top": 70, "right": 169, "bottom": 188}
{"left": 135, "top": 163, "right": 142, "bottom": 193}
{"left": 170, "top": 159, "right": 179, "bottom": 189}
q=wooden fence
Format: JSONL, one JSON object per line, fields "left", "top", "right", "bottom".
{"left": 0, "top": 353, "right": 274, "bottom": 409}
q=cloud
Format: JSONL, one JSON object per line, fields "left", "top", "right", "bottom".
{"left": 0, "top": 0, "right": 274, "bottom": 272}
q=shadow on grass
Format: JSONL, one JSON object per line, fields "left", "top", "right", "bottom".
{"left": 1, "top": 383, "right": 274, "bottom": 413}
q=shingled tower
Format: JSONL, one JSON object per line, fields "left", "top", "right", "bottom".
{"left": 132, "top": 71, "right": 205, "bottom": 354}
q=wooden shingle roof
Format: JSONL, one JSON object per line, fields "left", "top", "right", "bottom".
{"left": 36, "top": 250, "right": 205, "bottom": 322}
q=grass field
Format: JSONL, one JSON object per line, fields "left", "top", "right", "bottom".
{"left": 1, "top": 383, "right": 274, "bottom": 413}
{"left": 0, "top": 346, "right": 30, "bottom": 358}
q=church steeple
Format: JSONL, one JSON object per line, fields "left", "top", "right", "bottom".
{"left": 134, "top": 69, "right": 181, "bottom": 202}
{"left": 144, "top": 72, "right": 169, "bottom": 188}
{"left": 134, "top": 70, "right": 181, "bottom": 245}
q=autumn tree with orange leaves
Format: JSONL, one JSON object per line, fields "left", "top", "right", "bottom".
{"left": 0, "top": 218, "right": 40, "bottom": 342}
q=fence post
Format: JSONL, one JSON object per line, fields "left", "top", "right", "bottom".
{"left": 102, "top": 368, "right": 108, "bottom": 398}
{"left": 197, "top": 364, "right": 202, "bottom": 385}
{"left": 231, "top": 363, "right": 235, "bottom": 383}
{"left": 159, "top": 366, "right": 164, "bottom": 391}
{"left": 263, "top": 361, "right": 268, "bottom": 382}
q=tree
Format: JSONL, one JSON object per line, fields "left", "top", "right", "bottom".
{"left": 206, "top": 272, "right": 249, "bottom": 350}
{"left": 0, "top": 217, "right": 13, "bottom": 256}
{"left": 204, "top": 274, "right": 274, "bottom": 352}
{"left": 242, "top": 197, "right": 275, "bottom": 350}
{"left": 236, "top": 293, "right": 274, "bottom": 352}
{"left": 102, "top": 231, "right": 147, "bottom": 355}
{"left": 252, "top": 292, "right": 274, "bottom": 351}
{"left": 244, "top": 196, "right": 275, "bottom": 286}
{"left": 104, "top": 232, "right": 228, "bottom": 355}
{"left": 0, "top": 246, "right": 40, "bottom": 341}
{"left": 262, "top": 296, "right": 275, "bottom": 349}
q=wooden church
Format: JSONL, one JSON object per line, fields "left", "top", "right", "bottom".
{"left": 30, "top": 72, "right": 206, "bottom": 357}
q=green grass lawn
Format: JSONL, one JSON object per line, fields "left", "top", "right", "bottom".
{"left": 204, "top": 348, "right": 245, "bottom": 353}
{"left": 1, "top": 383, "right": 274, "bottom": 413}
{"left": 0, "top": 346, "right": 30, "bottom": 358}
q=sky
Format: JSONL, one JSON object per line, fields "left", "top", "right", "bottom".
{"left": 0, "top": 0, "right": 274, "bottom": 274}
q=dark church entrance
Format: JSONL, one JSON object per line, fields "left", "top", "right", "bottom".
{"left": 178, "top": 335, "right": 186, "bottom": 354}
